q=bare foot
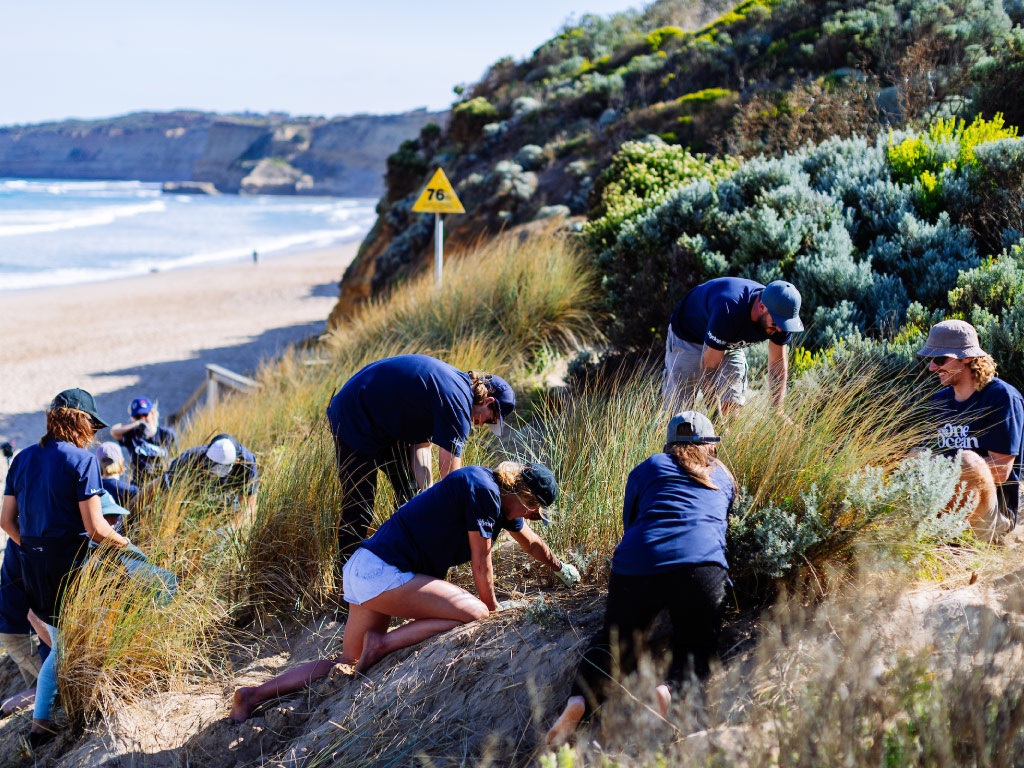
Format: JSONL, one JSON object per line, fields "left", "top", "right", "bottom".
{"left": 546, "top": 696, "right": 585, "bottom": 746}
{"left": 355, "top": 629, "right": 387, "bottom": 674}
{"left": 655, "top": 684, "right": 671, "bottom": 718}
{"left": 229, "top": 687, "right": 257, "bottom": 723}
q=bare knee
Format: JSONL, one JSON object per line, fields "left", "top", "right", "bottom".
{"left": 957, "top": 451, "right": 997, "bottom": 517}
{"left": 464, "top": 598, "right": 490, "bottom": 622}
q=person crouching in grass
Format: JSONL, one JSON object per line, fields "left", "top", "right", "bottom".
{"left": 547, "top": 411, "right": 735, "bottom": 746}
{"left": 230, "top": 461, "right": 580, "bottom": 723}
{"left": 918, "top": 320, "right": 1024, "bottom": 543}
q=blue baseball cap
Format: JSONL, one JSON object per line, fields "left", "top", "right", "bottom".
{"left": 485, "top": 375, "right": 516, "bottom": 437}
{"left": 130, "top": 397, "right": 154, "bottom": 417}
{"left": 761, "top": 281, "right": 804, "bottom": 333}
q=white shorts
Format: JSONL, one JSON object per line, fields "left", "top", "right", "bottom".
{"left": 342, "top": 547, "right": 415, "bottom": 605}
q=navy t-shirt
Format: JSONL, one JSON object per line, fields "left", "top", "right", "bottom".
{"left": 164, "top": 441, "right": 259, "bottom": 497}
{"left": 361, "top": 466, "right": 524, "bottom": 579}
{"left": 119, "top": 425, "right": 177, "bottom": 479}
{"left": 101, "top": 476, "right": 139, "bottom": 508}
{"left": 669, "top": 277, "right": 791, "bottom": 350}
{"left": 326, "top": 355, "right": 474, "bottom": 458}
{"left": 612, "top": 452, "right": 735, "bottom": 575}
{"left": 0, "top": 538, "right": 32, "bottom": 634}
{"left": 3, "top": 440, "right": 103, "bottom": 538}
{"left": 929, "top": 377, "right": 1024, "bottom": 523}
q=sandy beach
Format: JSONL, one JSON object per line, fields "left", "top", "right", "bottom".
{"left": 0, "top": 243, "right": 358, "bottom": 447}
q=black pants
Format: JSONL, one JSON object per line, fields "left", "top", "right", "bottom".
{"left": 332, "top": 436, "right": 419, "bottom": 559}
{"left": 572, "top": 564, "right": 728, "bottom": 716}
{"left": 19, "top": 535, "right": 90, "bottom": 626}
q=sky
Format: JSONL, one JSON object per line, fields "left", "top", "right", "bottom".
{"left": 1, "top": 0, "right": 642, "bottom": 126}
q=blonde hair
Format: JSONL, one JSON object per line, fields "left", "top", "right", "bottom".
{"left": 493, "top": 460, "right": 541, "bottom": 508}
{"left": 966, "top": 355, "right": 997, "bottom": 390}
{"left": 43, "top": 407, "right": 96, "bottom": 449}
{"left": 467, "top": 370, "right": 498, "bottom": 406}
{"left": 100, "top": 459, "right": 125, "bottom": 477}
{"left": 664, "top": 442, "right": 732, "bottom": 490}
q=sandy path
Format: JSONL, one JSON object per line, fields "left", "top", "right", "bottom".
{"left": 0, "top": 243, "right": 357, "bottom": 446}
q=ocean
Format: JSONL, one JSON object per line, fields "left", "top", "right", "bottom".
{"left": 0, "top": 179, "right": 377, "bottom": 291}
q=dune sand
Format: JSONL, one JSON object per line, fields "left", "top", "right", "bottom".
{"left": 0, "top": 244, "right": 358, "bottom": 447}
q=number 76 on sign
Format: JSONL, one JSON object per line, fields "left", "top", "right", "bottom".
{"left": 412, "top": 168, "right": 465, "bottom": 286}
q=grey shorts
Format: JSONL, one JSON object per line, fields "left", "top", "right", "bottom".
{"left": 342, "top": 547, "right": 414, "bottom": 605}
{"left": 662, "top": 325, "right": 748, "bottom": 409}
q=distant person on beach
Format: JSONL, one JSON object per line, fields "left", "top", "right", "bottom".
{"left": 664, "top": 278, "right": 803, "bottom": 415}
{"left": 252, "top": 249, "right": 258, "bottom": 265}
{"left": 546, "top": 412, "right": 735, "bottom": 746}
{"left": 918, "top": 320, "right": 1023, "bottom": 542}
{"left": 1, "top": 388, "right": 131, "bottom": 749}
{"left": 109, "top": 397, "right": 177, "bottom": 482}
{"left": 230, "top": 461, "right": 580, "bottom": 723}
{"left": 327, "top": 354, "right": 516, "bottom": 558}
{"left": 93, "top": 441, "right": 139, "bottom": 509}
{"left": 160, "top": 433, "right": 259, "bottom": 526}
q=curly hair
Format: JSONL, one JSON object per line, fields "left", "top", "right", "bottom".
{"left": 42, "top": 406, "right": 96, "bottom": 449}
{"left": 493, "top": 460, "right": 541, "bottom": 508}
{"left": 664, "top": 442, "right": 732, "bottom": 490}
{"left": 467, "top": 370, "right": 500, "bottom": 406}
{"left": 966, "top": 355, "right": 997, "bottom": 390}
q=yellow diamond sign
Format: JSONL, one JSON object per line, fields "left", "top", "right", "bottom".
{"left": 412, "top": 168, "right": 465, "bottom": 214}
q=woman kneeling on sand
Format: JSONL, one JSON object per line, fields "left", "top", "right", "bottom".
{"left": 547, "top": 412, "right": 735, "bottom": 746}
{"left": 231, "top": 461, "right": 580, "bottom": 723}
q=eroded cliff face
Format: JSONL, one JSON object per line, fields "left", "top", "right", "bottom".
{"left": 0, "top": 109, "right": 443, "bottom": 197}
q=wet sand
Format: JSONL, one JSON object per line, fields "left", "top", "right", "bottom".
{"left": 0, "top": 244, "right": 358, "bottom": 446}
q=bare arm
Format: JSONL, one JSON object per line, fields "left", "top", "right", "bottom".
{"left": 1, "top": 494, "right": 20, "bottom": 546}
{"left": 80, "top": 496, "right": 129, "bottom": 547}
{"left": 509, "top": 524, "right": 561, "bottom": 570}
{"left": 986, "top": 450, "right": 1016, "bottom": 484}
{"left": 410, "top": 443, "right": 433, "bottom": 490}
{"left": 767, "top": 341, "right": 789, "bottom": 408}
{"left": 468, "top": 531, "right": 497, "bottom": 611}
{"left": 109, "top": 420, "right": 144, "bottom": 441}
{"left": 438, "top": 449, "right": 461, "bottom": 480}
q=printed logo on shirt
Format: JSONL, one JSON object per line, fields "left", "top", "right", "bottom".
{"left": 937, "top": 423, "right": 979, "bottom": 451}
{"left": 707, "top": 331, "right": 753, "bottom": 351}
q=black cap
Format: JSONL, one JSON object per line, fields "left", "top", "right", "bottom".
{"left": 51, "top": 388, "right": 109, "bottom": 429}
{"left": 523, "top": 462, "right": 558, "bottom": 507}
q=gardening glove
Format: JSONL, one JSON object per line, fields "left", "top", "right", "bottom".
{"left": 554, "top": 561, "right": 581, "bottom": 588}
{"left": 495, "top": 599, "right": 529, "bottom": 612}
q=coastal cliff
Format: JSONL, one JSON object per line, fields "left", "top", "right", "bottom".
{"left": 0, "top": 109, "right": 444, "bottom": 197}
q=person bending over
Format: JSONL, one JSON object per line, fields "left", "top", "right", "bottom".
{"left": 326, "top": 354, "right": 516, "bottom": 558}
{"left": 230, "top": 461, "right": 580, "bottom": 723}
{"left": 918, "top": 320, "right": 1023, "bottom": 542}
{"left": 160, "top": 433, "right": 259, "bottom": 527}
{"left": 663, "top": 277, "right": 803, "bottom": 415}
{"left": 547, "top": 411, "right": 735, "bottom": 746}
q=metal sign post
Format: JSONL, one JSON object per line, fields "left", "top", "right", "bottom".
{"left": 411, "top": 168, "right": 465, "bottom": 287}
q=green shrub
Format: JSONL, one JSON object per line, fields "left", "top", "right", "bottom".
{"left": 585, "top": 138, "right": 738, "bottom": 253}
{"left": 449, "top": 97, "right": 501, "bottom": 144}
{"left": 645, "top": 25, "right": 685, "bottom": 51}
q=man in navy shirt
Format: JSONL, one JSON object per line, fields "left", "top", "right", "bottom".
{"left": 918, "top": 320, "right": 1024, "bottom": 541}
{"left": 663, "top": 277, "right": 804, "bottom": 414}
{"left": 110, "top": 397, "right": 177, "bottom": 482}
{"left": 326, "top": 354, "right": 516, "bottom": 558}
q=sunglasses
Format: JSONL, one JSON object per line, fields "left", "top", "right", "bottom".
{"left": 923, "top": 356, "right": 954, "bottom": 366}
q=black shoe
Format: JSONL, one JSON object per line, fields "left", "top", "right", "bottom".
{"left": 28, "top": 729, "right": 57, "bottom": 750}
